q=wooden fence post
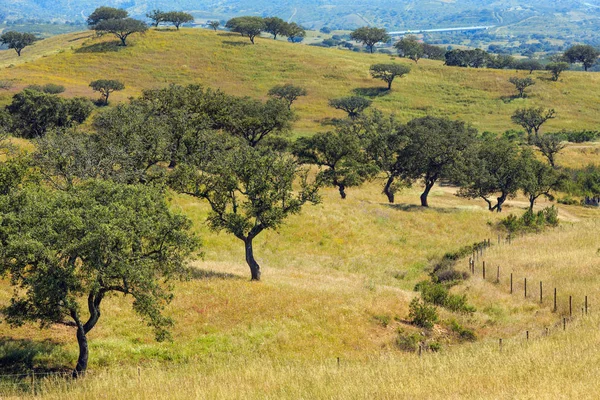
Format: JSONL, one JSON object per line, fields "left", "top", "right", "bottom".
{"left": 499, "top": 338, "right": 503, "bottom": 351}
{"left": 524, "top": 277, "right": 527, "bottom": 298}
{"left": 539, "top": 281, "right": 543, "bottom": 304}
{"left": 496, "top": 266, "right": 500, "bottom": 284}
{"left": 526, "top": 331, "right": 529, "bottom": 341}
{"left": 563, "top": 318, "right": 566, "bottom": 330}
{"left": 483, "top": 261, "right": 486, "bottom": 280}
{"left": 585, "top": 296, "right": 588, "bottom": 315}
{"left": 554, "top": 288, "right": 557, "bottom": 312}
{"left": 569, "top": 295, "right": 572, "bottom": 317}
{"left": 510, "top": 273, "right": 513, "bottom": 294}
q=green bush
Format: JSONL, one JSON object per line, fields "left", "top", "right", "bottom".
{"left": 449, "top": 319, "right": 477, "bottom": 342}
{"left": 416, "top": 281, "right": 476, "bottom": 314}
{"left": 408, "top": 298, "right": 438, "bottom": 329}
{"left": 396, "top": 331, "right": 423, "bottom": 352}
{"left": 499, "top": 206, "right": 559, "bottom": 235}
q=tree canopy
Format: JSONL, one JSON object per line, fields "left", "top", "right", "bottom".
{"left": 6, "top": 89, "right": 93, "bottom": 138}
{"left": 268, "top": 84, "right": 307, "bottom": 109}
{"left": 170, "top": 145, "right": 320, "bottom": 281}
{"left": 397, "top": 116, "right": 476, "bottom": 207}
{"left": 563, "top": 44, "right": 600, "bottom": 71}
{"left": 92, "top": 18, "right": 148, "bottom": 46}
{"left": 370, "top": 63, "right": 411, "bottom": 90}
{"left": 395, "top": 35, "right": 424, "bottom": 63}
{"left": 225, "top": 17, "right": 266, "bottom": 44}
{"left": 350, "top": 27, "right": 390, "bottom": 53}
{"left": 0, "top": 31, "right": 37, "bottom": 56}
{"left": 511, "top": 107, "right": 556, "bottom": 143}
{"left": 87, "top": 6, "right": 128, "bottom": 26}
{"left": 90, "top": 79, "right": 125, "bottom": 105}
{"left": 163, "top": 11, "right": 194, "bottom": 30}
{"left": 329, "top": 96, "right": 372, "bottom": 119}
{"left": 0, "top": 180, "right": 198, "bottom": 376}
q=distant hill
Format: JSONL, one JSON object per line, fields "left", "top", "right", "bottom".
{"left": 3, "top": 0, "right": 600, "bottom": 36}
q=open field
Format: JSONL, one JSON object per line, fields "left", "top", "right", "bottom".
{"left": 1, "top": 27, "right": 600, "bottom": 398}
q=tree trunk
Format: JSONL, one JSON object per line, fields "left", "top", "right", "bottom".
{"left": 245, "top": 237, "right": 261, "bottom": 281}
{"left": 529, "top": 195, "right": 536, "bottom": 212}
{"left": 338, "top": 184, "right": 347, "bottom": 199}
{"left": 72, "top": 324, "right": 88, "bottom": 378}
{"left": 103, "top": 93, "right": 110, "bottom": 106}
{"left": 16, "top": 49, "right": 22, "bottom": 57}
{"left": 420, "top": 180, "right": 435, "bottom": 207}
{"left": 383, "top": 176, "right": 395, "bottom": 203}
{"left": 120, "top": 36, "right": 127, "bottom": 46}
{"left": 495, "top": 194, "right": 507, "bottom": 213}
{"left": 387, "top": 80, "right": 393, "bottom": 90}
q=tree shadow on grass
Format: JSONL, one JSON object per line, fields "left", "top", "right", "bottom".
{"left": 189, "top": 268, "right": 244, "bottom": 281}
{"left": 353, "top": 87, "right": 391, "bottom": 98}
{"left": 222, "top": 41, "right": 250, "bottom": 47}
{"left": 75, "top": 41, "right": 122, "bottom": 54}
{"left": 385, "top": 203, "right": 458, "bottom": 214}
{"left": 217, "top": 32, "right": 241, "bottom": 37}
{"left": 0, "top": 337, "right": 68, "bottom": 375}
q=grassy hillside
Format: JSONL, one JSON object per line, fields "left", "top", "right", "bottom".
{"left": 1, "top": 28, "right": 600, "bottom": 136}
{"left": 1, "top": 28, "right": 600, "bottom": 398}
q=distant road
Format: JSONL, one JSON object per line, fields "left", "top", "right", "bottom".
{"left": 389, "top": 25, "right": 495, "bottom": 35}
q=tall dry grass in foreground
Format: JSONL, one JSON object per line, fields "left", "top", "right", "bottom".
{"left": 6, "top": 314, "right": 600, "bottom": 399}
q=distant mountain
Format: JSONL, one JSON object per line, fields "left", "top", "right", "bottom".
{"left": 3, "top": 0, "right": 600, "bottom": 37}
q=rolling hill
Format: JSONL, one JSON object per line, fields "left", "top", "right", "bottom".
{"left": 1, "top": 27, "right": 600, "bottom": 399}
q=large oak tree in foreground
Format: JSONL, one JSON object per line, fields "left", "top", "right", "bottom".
{"left": 0, "top": 180, "right": 197, "bottom": 377}
{"left": 170, "top": 144, "right": 320, "bottom": 281}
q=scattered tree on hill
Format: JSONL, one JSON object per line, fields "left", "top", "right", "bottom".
{"left": 369, "top": 63, "right": 411, "bottom": 90}
{"left": 546, "top": 62, "right": 569, "bottom": 81}
{"left": 445, "top": 49, "right": 488, "bottom": 68}
{"left": 509, "top": 76, "right": 535, "bottom": 98}
{"left": 0, "top": 180, "right": 198, "bottom": 377}
{"left": 534, "top": 134, "right": 566, "bottom": 168}
{"left": 6, "top": 89, "right": 93, "bottom": 138}
{"left": 360, "top": 110, "right": 407, "bottom": 203}
{"left": 515, "top": 59, "right": 543, "bottom": 74}
{"left": 521, "top": 154, "right": 563, "bottom": 211}
{"left": 350, "top": 27, "right": 390, "bottom": 54}
{"left": 394, "top": 35, "right": 424, "bottom": 63}
{"left": 397, "top": 116, "right": 476, "bottom": 207}
{"left": 563, "top": 44, "right": 600, "bottom": 71}
{"left": 263, "top": 17, "right": 287, "bottom": 40}
{"left": 511, "top": 107, "right": 556, "bottom": 143}
{"left": 208, "top": 21, "right": 220, "bottom": 31}
{"left": 225, "top": 16, "right": 266, "bottom": 44}
{"left": 422, "top": 43, "right": 446, "bottom": 60}
{"left": 163, "top": 11, "right": 194, "bottom": 30}
{"left": 170, "top": 145, "right": 320, "bottom": 281}
{"left": 146, "top": 9, "right": 165, "bottom": 27}
{"left": 92, "top": 18, "right": 147, "bottom": 46}
{"left": 457, "top": 137, "right": 525, "bottom": 212}
{"left": 0, "top": 31, "right": 37, "bottom": 56}
{"left": 268, "top": 84, "right": 307, "bottom": 109}
{"left": 90, "top": 79, "right": 125, "bottom": 105}
{"left": 284, "top": 22, "right": 306, "bottom": 43}
{"left": 329, "top": 96, "right": 372, "bottom": 119}
{"left": 294, "top": 126, "right": 375, "bottom": 199}
{"left": 487, "top": 54, "right": 515, "bottom": 69}
{"left": 222, "top": 97, "right": 293, "bottom": 147}
{"left": 87, "top": 6, "right": 128, "bottom": 26}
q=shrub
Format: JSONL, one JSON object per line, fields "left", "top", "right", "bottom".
{"left": 372, "top": 314, "right": 391, "bottom": 327}
{"left": 408, "top": 298, "right": 438, "bottom": 329}
{"left": 396, "top": 331, "right": 423, "bottom": 352}
{"left": 416, "top": 281, "right": 475, "bottom": 314}
{"left": 449, "top": 320, "right": 477, "bottom": 341}
{"left": 499, "top": 206, "right": 559, "bottom": 234}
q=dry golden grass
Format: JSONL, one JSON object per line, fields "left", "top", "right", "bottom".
{"left": 1, "top": 28, "right": 600, "bottom": 398}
